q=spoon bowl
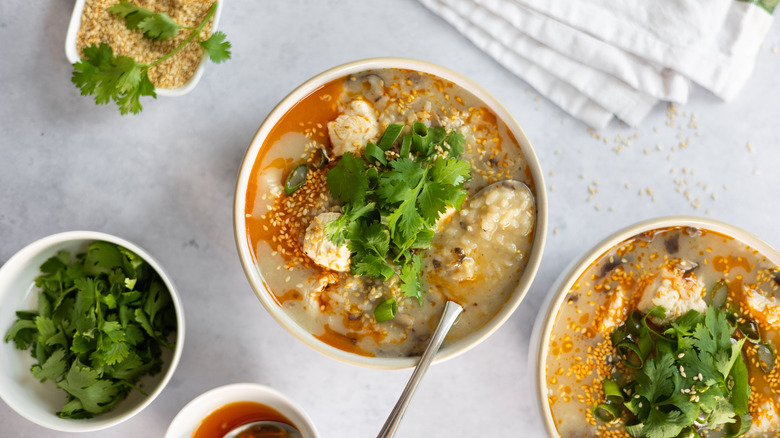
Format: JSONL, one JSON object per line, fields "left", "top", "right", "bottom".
{"left": 224, "top": 420, "right": 302, "bottom": 438}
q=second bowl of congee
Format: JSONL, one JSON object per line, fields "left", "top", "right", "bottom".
{"left": 534, "top": 217, "right": 780, "bottom": 437}
{"left": 234, "top": 58, "right": 547, "bottom": 368}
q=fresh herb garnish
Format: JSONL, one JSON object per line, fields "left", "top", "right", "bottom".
{"left": 325, "top": 123, "right": 470, "bottom": 308}
{"left": 4, "top": 242, "right": 176, "bottom": 418}
{"left": 598, "top": 304, "right": 753, "bottom": 438}
{"left": 72, "top": 1, "right": 231, "bottom": 114}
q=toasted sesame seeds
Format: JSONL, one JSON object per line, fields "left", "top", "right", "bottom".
{"left": 76, "top": 0, "right": 216, "bottom": 89}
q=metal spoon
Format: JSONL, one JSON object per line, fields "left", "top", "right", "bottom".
{"left": 376, "top": 300, "right": 464, "bottom": 438}
{"left": 223, "top": 421, "right": 302, "bottom": 438}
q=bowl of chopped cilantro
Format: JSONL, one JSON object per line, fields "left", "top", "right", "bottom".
{"left": 533, "top": 216, "right": 780, "bottom": 437}
{"left": 0, "top": 231, "right": 184, "bottom": 432}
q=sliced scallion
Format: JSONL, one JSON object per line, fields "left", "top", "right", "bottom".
{"left": 377, "top": 124, "right": 403, "bottom": 151}
{"left": 400, "top": 134, "right": 412, "bottom": 157}
{"left": 757, "top": 343, "right": 776, "bottom": 373}
{"left": 709, "top": 280, "right": 729, "bottom": 308}
{"left": 411, "top": 121, "right": 430, "bottom": 154}
{"left": 284, "top": 163, "right": 308, "bottom": 195}
{"left": 738, "top": 319, "right": 760, "bottom": 343}
{"left": 602, "top": 378, "right": 623, "bottom": 403}
{"left": 312, "top": 148, "right": 327, "bottom": 169}
{"left": 365, "top": 142, "right": 387, "bottom": 165}
{"left": 593, "top": 402, "right": 621, "bottom": 423}
{"left": 725, "top": 413, "right": 752, "bottom": 437}
{"left": 374, "top": 298, "right": 397, "bottom": 323}
{"left": 617, "top": 341, "right": 644, "bottom": 369}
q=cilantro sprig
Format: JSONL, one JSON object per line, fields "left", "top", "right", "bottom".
{"left": 325, "top": 123, "right": 470, "bottom": 309}
{"left": 4, "top": 242, "right": 177, "bottom": 418}
{"left": 601, "top": 303, "right": 753, "bottom": 438}
{"left": 72, "top": 1, "right": 231, "bottom": 114}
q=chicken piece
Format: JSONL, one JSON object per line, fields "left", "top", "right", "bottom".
{"left": 327, "top": 100, "right": 379, "bottom": 156}
{"left": 637, "top": 265, "right": 707, "bottom": 324}
{"left": 744, "top": 288, "right": 780, "bottom": 325}
{"left": 594, "top": 285, "right": 629, "bottom": 335}
{"left": 302, "top": 212, "right": 351, "bottom": 272}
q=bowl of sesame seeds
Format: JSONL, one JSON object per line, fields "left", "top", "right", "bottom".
{"left": 532, "top": 216, "right": 780, "bottom": 437}
{"left": 65, "top": 0, "right": 224, "bottom": 97}
{"left": 234, "top": 58, "right": 548, "bottom": 368}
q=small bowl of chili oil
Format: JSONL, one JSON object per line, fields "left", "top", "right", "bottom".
{"left": 165, "top": 383, "right": 318, "bottom": 438}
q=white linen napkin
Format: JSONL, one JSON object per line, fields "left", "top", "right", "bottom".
{"left": 419, "top": 0, "right": 774, "bottom": 128}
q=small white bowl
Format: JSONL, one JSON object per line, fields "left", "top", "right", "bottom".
{"left": 530, "top": 216, "right": 780, "bottom": 436}
{"left": 65, "top": 0, "right": 224, "bottom": 97}
{"left": 233, "top": 58, "right": 548, "bottom": 369}
{"left": 165, "top": 383, "right": 319, "bottom": 438}
{"left": 0, "top": 231, "right": 185, "bottom": 432}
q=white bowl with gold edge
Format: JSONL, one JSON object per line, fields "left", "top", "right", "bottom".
{"left": 530, "top": 216, "right": 780, "bottom": 436}
{"left": 0, "top": 231, "right": 185, "bottom": 432}
{"left": 233, "top": 57, "right": 548, "bottom": 369}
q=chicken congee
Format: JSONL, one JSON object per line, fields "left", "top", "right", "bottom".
{"left": 244, "top": 69, "right": 537, "bottom": 357}
{"left": 545, "top": 226, "right": 780, "bottom": 437}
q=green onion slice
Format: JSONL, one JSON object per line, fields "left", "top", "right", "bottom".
{"left": 411, "top": 121, "right": 430, "bottom": 154}
{"left": 377, "top": 124, "right": 403, "bottom": 151}
{"left": 726, "top": 413, "right": 752, "bottom": 437}
{"left": 365, "top": 142, "right": 387, "bottom": 165}
{"left": 610, "top": 329, "right": 630, "bottom": 347}
{"left": 593, "top": 402, "right": 621, "bottom": 423}
{"left": 602, "top": 378, "right": 623, "bottom": 403}
{"left": 757, "top": 343, "right": 776, "bottom": 373}
{"left": 312, "top": 148, "right": 327, "bottom": 169}
{"left": 710, "top": 280, "right": 729, "bottom": 308}
{"left": 374, "top": 298, "right": 397, "bottom": 323}
{"left": 626, "top": 311, "right": 643, "bottom": 337}
{"left": 400, "top": 134, "right": 412, "bottom": 157}
{"left": 284, "top": 163, "right": 308, "bottom": 195}
{"left": 617, "top": 341, "right": 644, "bottom": 369}
{"left": 738, "top": 319, "right": 760, "bottom": 343}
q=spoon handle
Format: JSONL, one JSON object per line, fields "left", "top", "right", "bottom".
{"left": 376, "top": 300, "right": 464, "bottom": 438}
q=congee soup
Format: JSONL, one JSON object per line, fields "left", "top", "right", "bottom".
{"left": 545, "top": 225, "right": 780, "bottom": 437}
{"left": 243, "top": 68, "right": 538, "bottom": 358}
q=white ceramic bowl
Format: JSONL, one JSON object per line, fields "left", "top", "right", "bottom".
{"left": 530, "top": 216, "right": 780, "bottom": 436}
{"left": 165, "top": 383, "right": 318, "bottom": 438}
{"left": 0, "top": 231, "right": 185, "bottom": 432}
{"left": 233, "top": 58, "right": 548, "bottom": 369}
{"left": 65, "top": 0, "right": 224, "bottom": 97}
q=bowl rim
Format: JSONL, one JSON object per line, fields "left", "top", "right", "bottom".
{"left": 233, "top": 57, "right": 548, "bottom": 369}
{"left": 164, "top": 382, "right": 319, "bottom": 438}
{"left": 64, "top": 0, "right": 224, "bottom": 97}
{"left": 0, "top": 230, "right": 185, "bottom": 432}
{"left": 530, "top": 215, "right": 780, "bottom": 436}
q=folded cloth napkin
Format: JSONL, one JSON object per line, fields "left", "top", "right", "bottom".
{"left": 419, "top": 0, "right": 774, "bottom": 128}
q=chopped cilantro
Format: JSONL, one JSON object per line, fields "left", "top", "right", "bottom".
{"left": 600, "top": 303, "right": 753, "bottom": 437}
{"left": 325, "top": 123, "right": 471, "bottom": 315}
{"left": 3, "top": 242, "right": 176, "bottom": 418}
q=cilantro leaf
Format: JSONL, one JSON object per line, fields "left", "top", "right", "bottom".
{"left": 199, "top": 31, "right": 232, "bottom": 63}
{"left": 327, "top": 152, "right": 369, "bottom": 204}
{"left": 72, "top": 44, "right": 157, "bottom": 115}
{"left": 109, "top": 1, "right": 180, "bottom": 41}
{"left": 57, "top": 360, "right": 119, "bottom": 414}
{"left": 75, "top": 2, "right": 230, "bottom": 114}
{"left": 31, "top": 348, "right": 67, "bottom": 382}
{"left": 399, "top": 254, "right": 424, "bottom": 304}
{"left": 4, "top": 319, "right": 38, "bottom": 350}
